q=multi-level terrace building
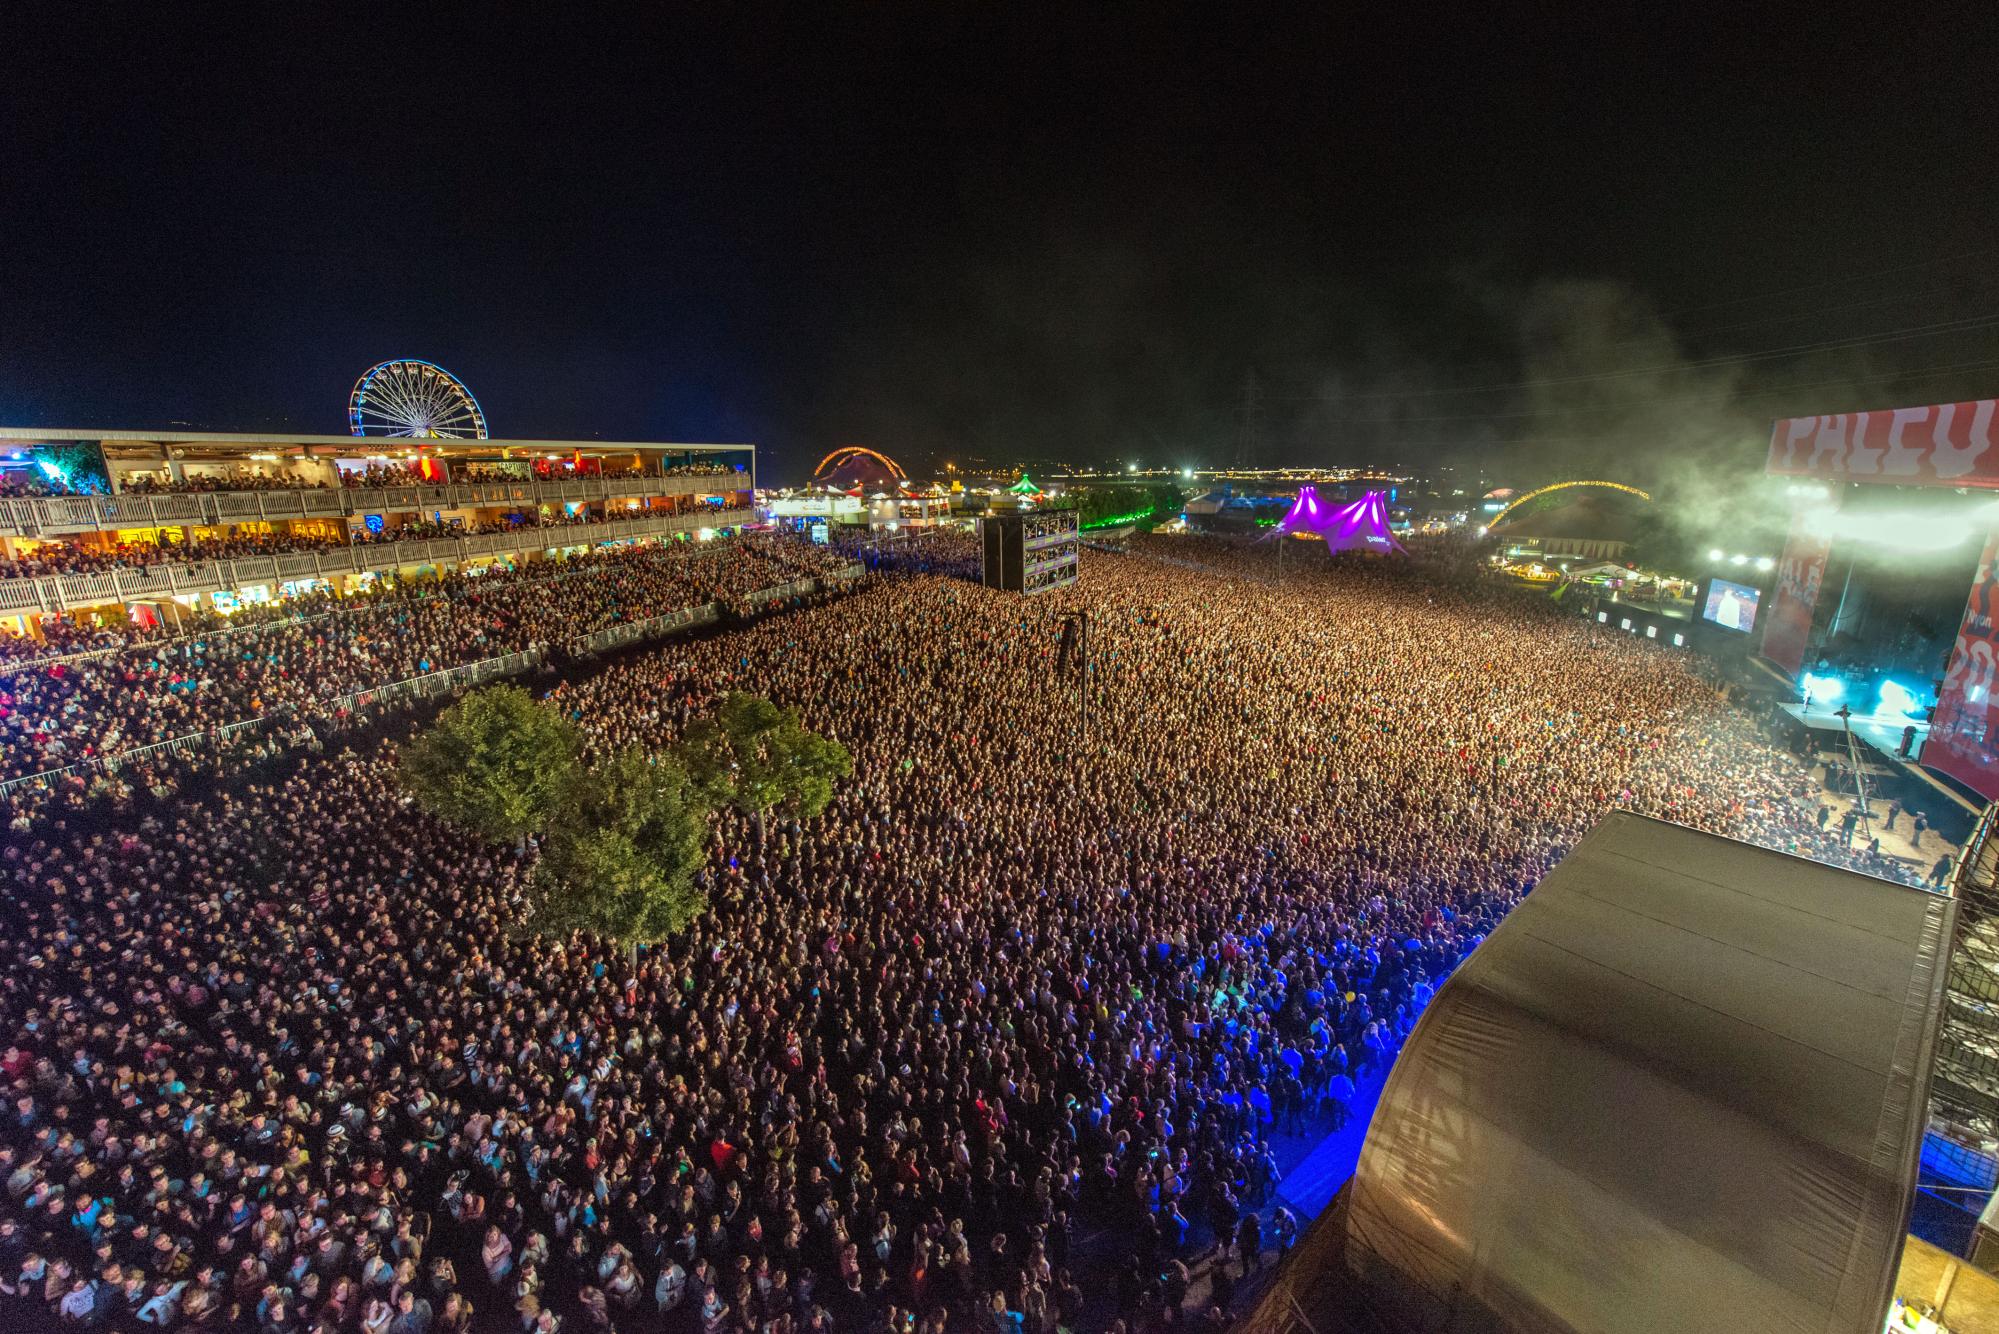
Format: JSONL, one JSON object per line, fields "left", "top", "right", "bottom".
{"left": 0, "top": 427, "right": 756, "bottom": 631}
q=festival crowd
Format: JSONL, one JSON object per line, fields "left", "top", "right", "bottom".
{"left": 0, "top": 535, "right": 356, "bottom": 582}
{"left": 124, "top": 475, "right": 329, "bottom": 496}
{"left": 0, "top": 538, "right": 849, "bottom": 797}
{"left": 0, "top": 537, "right": 1942, "bottom": 1333}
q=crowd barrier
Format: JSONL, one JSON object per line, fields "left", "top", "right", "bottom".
{"left": 568, "top": 604, "right": 720, "bottom": 656}
{"left": 324, "top": 649, "right": 549, "bottom": 719}
{"left": 0, "top": 565, "right": 861, "bottom": 802}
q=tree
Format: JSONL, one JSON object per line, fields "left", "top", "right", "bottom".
{"left": 535, "top": 747, "right": 712, "bottom": 952}
{"left": 398, "top": 685, "right": 584, "bottom": 845}
{"left": 1071, "top": 483, "right": 1187, "bottom": 530}
{"left": 679, "top": 692, "right": 853, "bottom": 823}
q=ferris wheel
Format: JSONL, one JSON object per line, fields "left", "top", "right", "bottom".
{"left": 348, "top": 360, "right": 489, "bottom": 439}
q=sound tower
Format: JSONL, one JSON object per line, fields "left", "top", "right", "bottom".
{"left": 979, "top": 509, "right": 1080, "bottom": 595}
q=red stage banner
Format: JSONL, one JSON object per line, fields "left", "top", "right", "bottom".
{"left": 1767, "top": 398, "right": 1999, "bottom": 487}
{"left": 1758, "top": 511, "right": 1831, "bottom": 677}
{"left": 1925, "top": 531, "right": 1999, "bottom": 800}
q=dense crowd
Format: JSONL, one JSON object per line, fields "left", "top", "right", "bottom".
{"left": 0, "top": 534, "right": 355, "bottom": 581}
{"left": 339, "top": 466, "right": 433, "bottom": 490}
{"left": 0, "top": 539, "right": 1944, "bottom": 1333}
{"left": 123, "top": 474, "right": 329, "bottom": 495}
{"left": 0, "top": 473, "right": 107, "bottom": 499}
{"left": 0, "top": 538, "right": 849, "bottom": 796}
{"left": 834, "top": 532, "right": 983, "bottom": 582}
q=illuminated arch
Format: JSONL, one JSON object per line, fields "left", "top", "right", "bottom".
{"left": 812, "top": 446, "right": 906, "bottom": 482}
{"left": 1490, "top": 479, "right": 1652, "bottom": 527}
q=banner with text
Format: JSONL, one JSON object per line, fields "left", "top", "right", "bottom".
{"left": 1758, "top": 511, "right": 1832, "bottom": 677}
{"left": 1767, "top": 398, "right": 1999, "bottom": 488}
{"left": 1925, "top": 531, "right": 1999, "bottom": 800}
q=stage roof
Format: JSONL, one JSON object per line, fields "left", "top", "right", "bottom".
{"left": 1766, "top": 396, "right": 1999, "bottom": 489}
{"left": 1265, "top": 814, "right": 1955, "bottom": 1334}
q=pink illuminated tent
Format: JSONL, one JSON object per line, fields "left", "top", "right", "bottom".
{"left": 1272, "top": 486, "right": 1406, "bottom": 554}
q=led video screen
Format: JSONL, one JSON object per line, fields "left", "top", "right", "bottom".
{"left": 1702, "top": 578, "right": 1760, "bottom": 633}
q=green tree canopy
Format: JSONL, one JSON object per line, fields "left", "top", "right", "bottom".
{"left": 679, "top": 691, "right": 853, "bottom": 821}
{"left": 1072, "top": 483, "right": 1187, "bottom": 529}
{"left": 535, "top": 747, "right": 712, "bottom": 943}
{"left": 398, "top": 685, "right": 584, "bottom": 844}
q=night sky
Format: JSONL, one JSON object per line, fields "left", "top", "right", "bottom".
{"left": 3, "top": 8, "right": 1995, "bottom": 484}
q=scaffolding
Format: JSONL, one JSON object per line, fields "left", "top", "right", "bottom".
{"left": 1933, "top": 806, "right": 1999, "bottom": 1199}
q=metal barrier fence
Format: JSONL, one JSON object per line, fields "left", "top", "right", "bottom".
{"left": 733, "top": 576, "right": 819, "bottom": 603}
{"left": 568, "top": 604, "right": 719, "bottom": 656}
{"left": 0, "top": 565, "right": 862, "bottom": 801}
{"left": 323, "top": 649, "right": 549, "bottom": 719}
{"left": 0, "top": 711, "right": 304, "bottom": 800}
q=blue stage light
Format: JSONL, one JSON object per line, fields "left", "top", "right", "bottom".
{"left": 1801, "top": 672, "right": 1844, "bottom": 704}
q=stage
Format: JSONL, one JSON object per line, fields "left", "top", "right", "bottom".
{"left": 1774, "top": 701, "right": 1980, "bottom": 831}
{"left": 1273, "top": 1062, "right": 1390, "bottom": 1222}
{"left": 1777, "top": 701, "right": 1928, "bottom": 762}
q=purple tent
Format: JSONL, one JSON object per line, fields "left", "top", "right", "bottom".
{"left": 1274, "top": 484, "right": 1331, "bottom": 533}
{"left": 1273, "top": 486, "right": 1406, "bottom": 554}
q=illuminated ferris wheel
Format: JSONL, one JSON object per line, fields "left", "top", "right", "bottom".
{"left": 347, "top": 360, "right": 489, "bottom": 439}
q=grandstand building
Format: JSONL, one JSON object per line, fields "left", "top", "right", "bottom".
{"left": 0, "top": 427, "right": 756, "bottom": 631}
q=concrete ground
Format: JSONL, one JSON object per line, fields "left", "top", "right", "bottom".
{"left": 1816, "top": 784, "right": 1959, "bottom": 880}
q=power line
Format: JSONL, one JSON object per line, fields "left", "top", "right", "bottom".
{"left": 1655, "top": 246, "right": 1999, "bottom": 319}
{"left": 1254, "top": 359, "right": 1999, "bottom": 454}
{"left": 1296, "top": 356, "right": 1999, "bottom": 425}
{"left": 1283, "top": 310, "right": 1999, "bottom": 403}
{"left": 1672, "top": 279, "right": 1989, "bottom": 342}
